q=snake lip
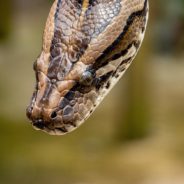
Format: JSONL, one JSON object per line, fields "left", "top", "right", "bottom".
{"left": 31, "top": 119, "right": 69, "bottom": 135}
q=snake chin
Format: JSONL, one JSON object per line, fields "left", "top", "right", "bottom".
{"left": 31, "top": 119, "right": 74, "bottom": 136}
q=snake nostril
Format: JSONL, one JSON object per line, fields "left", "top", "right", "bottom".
{"left": 50, "top": 111, "right": 57, "bottom": 119}
{"left": 33, "top": 120, "right": 45, "bottom": 130}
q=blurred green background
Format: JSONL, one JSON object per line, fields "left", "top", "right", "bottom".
{"left": 0, "top": 0, "right": 184, "bottom": 184}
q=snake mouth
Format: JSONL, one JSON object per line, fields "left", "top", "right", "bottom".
{"left": 31, "top": 119, "right": 74, "bottom": 135}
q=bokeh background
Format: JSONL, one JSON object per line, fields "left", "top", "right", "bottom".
{"left": 0, "top": 0, "right": 184, "bottom": 184}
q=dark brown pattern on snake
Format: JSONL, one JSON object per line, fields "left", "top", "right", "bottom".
{"left": 93, "top": 0, "right": 148, "bottom": 70}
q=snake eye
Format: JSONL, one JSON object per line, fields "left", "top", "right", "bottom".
{"left": 80, "top": 71, "right": 94, "bottom": 86}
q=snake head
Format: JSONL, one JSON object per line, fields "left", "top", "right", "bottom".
{"left": 26, "top": 0, "right": 149, "bottom": 135}
{"left": 26, "top": 52, "right": 100, "bottom": 135}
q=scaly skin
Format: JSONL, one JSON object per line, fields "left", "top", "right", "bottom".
{"left": 27, "top": 0, "right": 149, "bottom": 135}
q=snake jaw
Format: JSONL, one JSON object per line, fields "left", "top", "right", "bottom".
{"left": 32, "top": 119, "right": 68, "bottom": 135}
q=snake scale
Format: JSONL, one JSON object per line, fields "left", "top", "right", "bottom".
{"left": 26, "top": 0, "right": 149, "bottom": 135}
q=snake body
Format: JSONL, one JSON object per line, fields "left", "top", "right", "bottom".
{"left": 26, "top": 0, "right": 149, "bottom": 135}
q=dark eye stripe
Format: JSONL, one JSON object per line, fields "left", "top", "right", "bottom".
{"left": 92, "top": 0, "right": 148, "bottom": 70}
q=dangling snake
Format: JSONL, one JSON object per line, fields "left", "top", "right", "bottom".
{"left": 26, "top": 0, "right": 149, "bottom": 135}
